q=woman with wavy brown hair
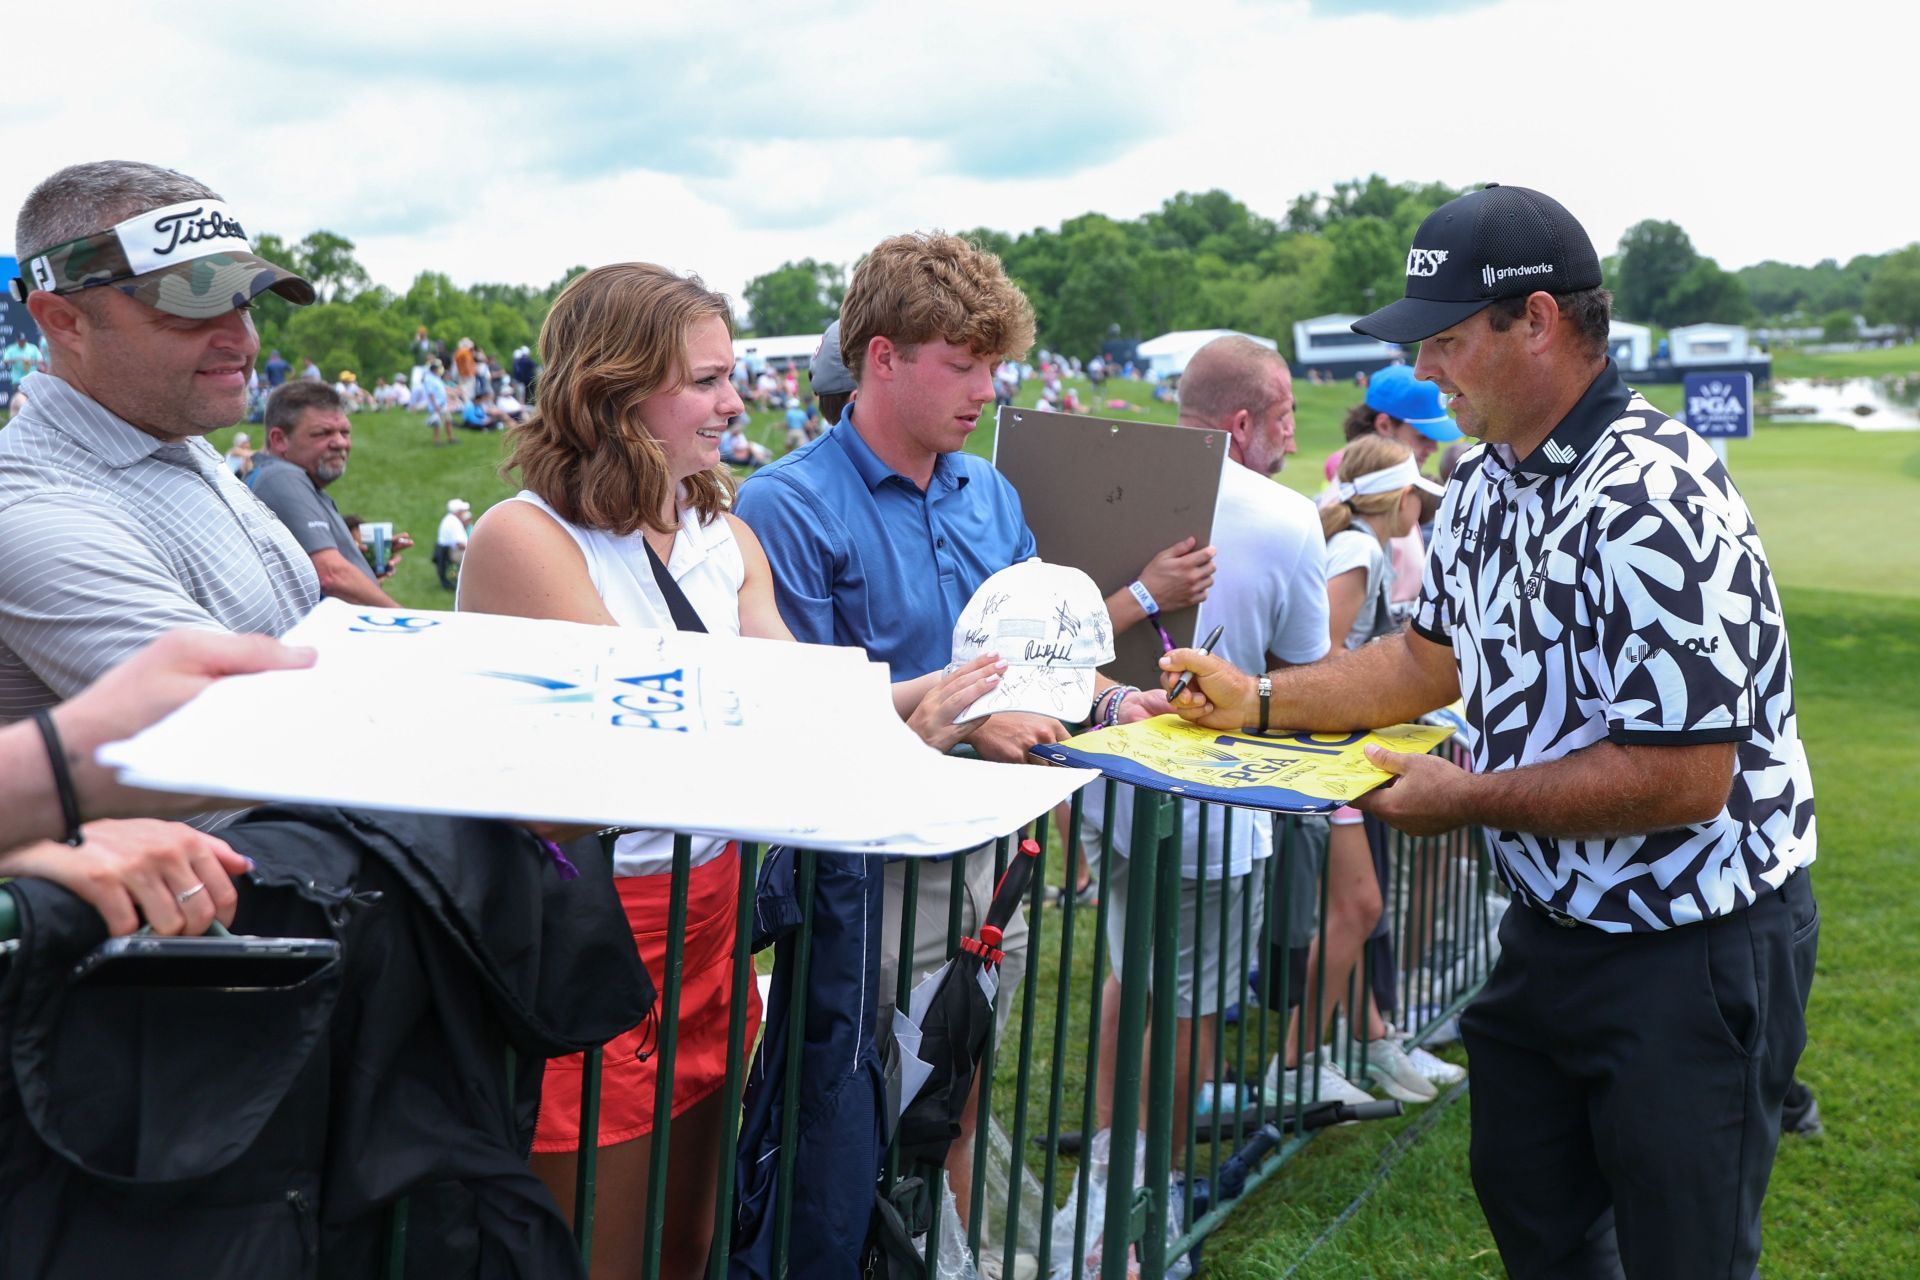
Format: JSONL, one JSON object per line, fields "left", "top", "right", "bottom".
{"left": 458, "top": 262, "right": 1001, "bottom": 1278}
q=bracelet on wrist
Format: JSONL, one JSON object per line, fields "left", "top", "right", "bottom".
{"left": 31, "top": 708, "right": 85, "bottom": 847}
{"left": 1126, "top": 580, "right": 1159, "bottom": 618}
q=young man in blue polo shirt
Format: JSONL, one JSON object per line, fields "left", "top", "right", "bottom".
{"left": 738, "top": 231, "right": 1211, "bottom": 1254}
{"left": 736, "top": 234, "right": 1059, "bottom": 1251}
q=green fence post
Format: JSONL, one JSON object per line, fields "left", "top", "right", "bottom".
{"left": 1070, "top": 779, "right": 1120, "bottom": 1270}
{"left": 967, "top": 837, "right": 1012, "bottom": 1264}
{"left": 885, "top": 856, "right": 922, "bottom": 1191}
{"left": 708, "top": 840, "right": 762, "bottom": 1280}
{"left": 381, "top": 1197, "right": 409, "bottom": 1280}
{"left": 1210, "top": 804, "right": 1234, "bottom": 1190}
{"left": 1038, "top": 790, "right": 1086, "bottom": 1277}
{"left": 642, "top": 835, "right": 695, "bottom": 1278}
{"left": 1101, "top": 785, "right": 1168, "bottom": 1280}
{"left": 770, "top": 851, "right": 818, "bottom": 1277}
{"left": 573, "top": 1048, "right": 602, "bottom": 1260}
{"left": 1390, "top": 823, "right": 1411, "bottom": 1043}
{"left": 1183, "top": 801, "right": 1206, "bottom": 1227}
{"left": 1254, "top": 819, "right": 1285, "bottom": 1133}
{"left": 1139, "top": 792, "right": 1183, "bottom": 1279}
{"left": 1428, "top": 832, "right": 1443, "bottom": 1020}
{"left": 1003, "top": 825, "right": 1048, "bottom": 1280}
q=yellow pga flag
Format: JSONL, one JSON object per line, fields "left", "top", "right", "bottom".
{"left": 1031, "top": 715, "right": 1455, "bottom": 813}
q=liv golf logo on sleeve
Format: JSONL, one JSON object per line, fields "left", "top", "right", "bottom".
{"left": 1683, "top": 372, "right": 1754, "bottom": 439}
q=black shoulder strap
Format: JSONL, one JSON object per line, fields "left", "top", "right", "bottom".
{"left": 644, "top": 536, "right": 708, "bottom": 634}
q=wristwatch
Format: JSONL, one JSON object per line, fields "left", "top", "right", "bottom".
{"left": 1256, "top": 676, "right": 1272, "bottom": 735}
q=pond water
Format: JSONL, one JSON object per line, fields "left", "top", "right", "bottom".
{"left": 1766, "top": 376, "right": 1920, "bottom": 431}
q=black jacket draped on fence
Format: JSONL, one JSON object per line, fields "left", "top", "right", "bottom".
{"left": 0, "top": 807, "right": 652, "bottom": 1280}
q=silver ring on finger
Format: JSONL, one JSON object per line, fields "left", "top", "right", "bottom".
{"left": 175, "top": 882, "right": 208, "bottom": 906}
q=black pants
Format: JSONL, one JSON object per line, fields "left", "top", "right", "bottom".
{"left": 1462, "top": 872, "right": 1818, "bottom": 1279}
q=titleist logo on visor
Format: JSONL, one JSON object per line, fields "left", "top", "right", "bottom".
{"left": 117, "top": 199, "right": 253, "bottom": 276}
{"left": 150, "top": 206, "right": 247, "bottom": 256}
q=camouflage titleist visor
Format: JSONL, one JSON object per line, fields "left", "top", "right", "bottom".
{"left": 8, "top": 198, "right": 315, "bottom": 318}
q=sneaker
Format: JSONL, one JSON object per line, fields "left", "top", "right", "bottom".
{"left": 1266, "top": 1052, "right": 1374, "bottom": 1107}
{"left": 1403, "top": 1043, "right": 1467, "bottom": 1087}
{"left": 1781, "top": 1078, "right": 1823, "bottom": 1137}
{"left": 1353, "top": 1036, "right": 1439, "bottom": 1103}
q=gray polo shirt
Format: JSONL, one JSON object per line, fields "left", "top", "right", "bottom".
{"left": 247, "top": 452, "right": 377, "bottom": 584}
{"left": 0, "top": 372, "right": 320, "bottom": 724}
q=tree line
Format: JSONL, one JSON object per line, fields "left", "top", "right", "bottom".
{"left": 744, "top": 176, "right": 1920, "bottom": 354}
{"left": 247, "top": 176, "right": 1920, "bottom": 377}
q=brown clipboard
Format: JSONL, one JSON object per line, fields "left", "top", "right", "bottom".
{"left": 992, "top": 406, "right": 1227, "bottom": 688}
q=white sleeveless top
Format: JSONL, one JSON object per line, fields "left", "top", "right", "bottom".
{"left": 494, "top": 490, "right": 746, "bottom": 877}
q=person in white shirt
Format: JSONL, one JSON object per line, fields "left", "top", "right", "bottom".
{"left": 434, "top": 498, "right": 471, "bottom": 590}
{"left": 1084, "top": 335, "right": 1331, "bottom": 1164}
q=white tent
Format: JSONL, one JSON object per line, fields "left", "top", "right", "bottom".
{"left": 1669, "top": 324, "right": 1752, "bottom": 365}
{"left": 1292, "top": 314, "right": 1400, "bottom": 368}
{"left": 1608, "top": 320, "right": 1652, "bottom": 371}
{"left": 733, "top": 333, "right": 824, "bottom": 369}
{"left": 1135, "top": 329, "right": 1277, "bottom": 380}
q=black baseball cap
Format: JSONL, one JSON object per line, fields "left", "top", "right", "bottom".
{"left": 1353, "top": 184, "right": 1602, "bottom": 345}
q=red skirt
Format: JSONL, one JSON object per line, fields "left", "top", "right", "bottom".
{"left": 533, "top": 844, "right": 761, "bottom": 1152}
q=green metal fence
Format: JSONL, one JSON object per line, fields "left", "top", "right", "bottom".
{"left": 437, "top": 754, "right": 1498, "bottom": 1277}
{"left": 0, "top": 756, "right": 1501, "bottom": 1279}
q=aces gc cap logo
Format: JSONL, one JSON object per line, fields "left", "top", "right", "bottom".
{"left": 1353, "top": 184, "right": 1603, "bottom": 346}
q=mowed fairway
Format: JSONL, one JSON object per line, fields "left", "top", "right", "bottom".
{"left": 210, "top": 347, "right": 1920, "bottom": 1277}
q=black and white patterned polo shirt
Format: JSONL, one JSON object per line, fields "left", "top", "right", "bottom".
{"left": 1414, "top": 360, "right": 1816, "bottom": 933}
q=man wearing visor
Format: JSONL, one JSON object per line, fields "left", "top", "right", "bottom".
{"left": 1162, "top": 184, "right": 1816, "bottom": 1279}
{"left": 2, "top": 159, "right": 321, "bottom": 720}
{"left": 0, "top": 162, "right": 323, "bottom": 927}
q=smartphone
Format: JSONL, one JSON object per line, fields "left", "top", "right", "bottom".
{"left": 69, "top": 935, "right": 339, "bottom": 990}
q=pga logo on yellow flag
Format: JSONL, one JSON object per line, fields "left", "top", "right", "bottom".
{"left": 1031, "top": 715, "right": 1455, "bottom": 814}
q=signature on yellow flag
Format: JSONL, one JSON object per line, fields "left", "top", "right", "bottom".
{"left": 1031, "top": 715, "right": 1455, "bottom": 813}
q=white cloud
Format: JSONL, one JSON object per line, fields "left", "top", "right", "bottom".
{"left": 5, "top": 0, "right": 1908, "bottom": 305}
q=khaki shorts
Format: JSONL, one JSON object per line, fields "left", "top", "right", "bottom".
{"left": 879, "top": 844, "right": 1029, "bottom": 1040}
{"left": 1090, "top": 843, "right": 1264, "bottom": 1019}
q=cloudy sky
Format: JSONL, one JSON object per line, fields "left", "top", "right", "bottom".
{"left": 7, "top": 0, "right": 1904, "bottom": 303}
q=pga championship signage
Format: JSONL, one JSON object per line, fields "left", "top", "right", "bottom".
{"left": 1683, "top": 372, "right": 1754, "bottom": 440}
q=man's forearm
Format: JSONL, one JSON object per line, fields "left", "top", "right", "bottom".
{"left": 314, "top": 558, "right": 399, "bottom": 607}
{"left": 0, "top": 726, "right": 64, "bottom": 852}
{"left": 1460, "top": 740, "right": 1736, "bottom": 840}
{"left": 1264, "top": 632, "right": 1458, "bottom": 733}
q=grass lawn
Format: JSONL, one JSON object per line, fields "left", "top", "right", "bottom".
{"left": 207, "top": 350, "right": 1920, "bottom": 1277}
{"left": 1769, "top": 342, "right": 1920, "bottom": 380}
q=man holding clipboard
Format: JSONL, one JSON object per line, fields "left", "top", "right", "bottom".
{"left": 1053, "top": 335, "right": 1333, "bottom": 1171}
